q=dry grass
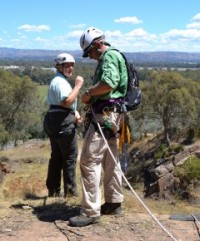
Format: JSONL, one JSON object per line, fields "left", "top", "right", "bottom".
{"left": 0, "top": 139, "right": 200, "bottom": 221}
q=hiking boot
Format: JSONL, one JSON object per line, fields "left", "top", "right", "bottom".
{"left": 101, "top": 202, "right": 123, "bottom": 215}
{"left": 69, "top": 215, "right": 100, "bottom": 227}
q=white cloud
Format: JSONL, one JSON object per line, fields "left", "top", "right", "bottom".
{"left": 115, "top": 16, "right": 142, "bottom": 24}
{"left": 114, "top": 28, "right": 156, "bottom": 46}
{"left": 1, "top": 14, "right": 198, "bottom": 52}
{"left": 17, "top": 24, "right": 50, "bottom": 32}
{"left": 186, "top": 22, "right": 200, "bottom": 29}
{"left": 104, "top": 30, "right": 122, "bottom": 38}
{"left": 161, "top": 28, "right": 200, "bottom": 39}
{"left": 192, "top": 13, "right": 200, "bottom": 21}
{"left": 127, "top": 28, "right": 147, "bottom": 36}
{"left": 35, "top": 37, "right": 48, "bottom": 42}
{"left": 35, "top": 31, "right": 83, "bottom": 50}
{"left": 187, "top": 13, "right": 200, "bottom": 29}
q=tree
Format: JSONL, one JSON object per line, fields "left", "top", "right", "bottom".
{"left": 141, "top": 70, "right": 200, "bottom": 145}
{"left": 0, "top": 69, "right": 42, "bottom": 146}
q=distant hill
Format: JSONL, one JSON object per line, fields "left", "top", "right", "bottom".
{"left": 0, "top": 47, "right": 200, "bottom": 64}
{"left": 125, "top": 51, "right": 200, "bottom": 64}
{"left": 0, "top": 47, "right": 81, "bottom": 61}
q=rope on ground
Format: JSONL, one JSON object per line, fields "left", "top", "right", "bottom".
{"left": 91, "top": 107, "right": 178, "bottom": 241}
{"left": 192, "top": 214, "right": 200, "bottom": 238}
{"left": 54, "top": 220, "right": 85, "bottom": 240}
{"left": 54, "top": 221, "right": 70, "bottom": 241}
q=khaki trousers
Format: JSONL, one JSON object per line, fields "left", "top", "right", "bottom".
{"left": 80, "top": 112, "right": 124, "bottom": 217}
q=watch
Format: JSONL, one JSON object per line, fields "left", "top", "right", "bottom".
{"left": 85, "top": 90, "right": 91, "bottom": 96}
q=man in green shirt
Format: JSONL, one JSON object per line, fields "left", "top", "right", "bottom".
{"left": 69, "top": 27, "right": 128, "bottom": 227}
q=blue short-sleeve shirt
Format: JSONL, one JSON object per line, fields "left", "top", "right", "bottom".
{"left": 47, "top": 72, "right": 77, "bottom": 110}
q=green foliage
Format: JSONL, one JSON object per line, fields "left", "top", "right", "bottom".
{"left": 154, "top": 144, "right": 168, "bottom": 159}
{"left": 2, "top": 61, "right": 200, "bottom": 147}
{"left": 6, "top": 62, "right": 97, "bottom": 113}
{"left": 7, "top": 62, "right": 96, "bottom": 87}
{"left": 0, "top": 69, "right": 42, "bottom": 146}
{"left": 38, "top": 85, "right": 48, "bottom": 103}
{"left": 8, "top": 66, "right": 54, "bottom": 85}
{"left": 26, "top": 67, "right": 54, "bottom": 85}
{"left": 154, "top": 143, "right": 184, "bottom": 159}
{"left": 0, "top": 122, "right": 9, "bottom": 148}
{"left": 180, "top": 69, "right": 200, "bottom": 82}
{"left": 137, "top": 70, "right": 200, "bottom": 143}
{"left": 168, "top": 144, "right": 184, "bottom": 153}
{"left": 174, "top": 156, "right": 200, "bottom": 182}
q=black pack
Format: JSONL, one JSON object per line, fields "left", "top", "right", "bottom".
{"left": 114, "top": 50, "right": 142, "bottom": 111}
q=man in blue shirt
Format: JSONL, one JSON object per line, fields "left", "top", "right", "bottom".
{"left": 43, "top": 53, "right": 84, "bottom": 198}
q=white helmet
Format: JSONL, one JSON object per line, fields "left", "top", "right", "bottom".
{"left": 55, "top": 53, "right": 75, "bottom": 65}
{"left": 80, "top": 27, "right": 105, "bottom": 57}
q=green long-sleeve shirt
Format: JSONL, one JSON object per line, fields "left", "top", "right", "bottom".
{"left": 91, "top": 46, "right": 128, "bottom": 103}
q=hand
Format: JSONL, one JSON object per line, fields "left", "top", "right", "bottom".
{"left": 75, "top": 75, "right": 84, "bottom": 88}
{"left": 81, "top": 92, "right": 92, "bottom": 104}
{"left": 75, "top": 110, "right": 83, "bottom": 125}
{"left": 76, "top": 117, "right": 83, "bottom": 125}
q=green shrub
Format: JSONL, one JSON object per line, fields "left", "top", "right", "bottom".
{"left": 154, "top": 143, "right": 184, "bottom": 159}
{"left": 174, "top": 156, "right": 200, "bottom": 182}
{"left": 168, "top": 144, "right": 184, "bottom": 153}
{"left": 154, "top": 144, "right": 167, "bottom": 159}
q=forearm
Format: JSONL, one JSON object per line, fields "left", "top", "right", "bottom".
{"left": 61, "top": 75, "right": 84, "bottom": 107}
{"left": 60, "top": 85, "right": 81, "bottom": 107}
{"left": 88, "top": 82, "right": 113, "bottom": 96}
{"left": 81, "top": 82, "right": 113, "bottom": 104}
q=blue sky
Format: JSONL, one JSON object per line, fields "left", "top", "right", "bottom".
{"left": 0, "top": 0, "right": 200, "bottom": 52}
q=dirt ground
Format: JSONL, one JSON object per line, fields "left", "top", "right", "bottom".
{"left": 0, "top": 195, "right": 199, "bottom": 241}
{"left": 0, "top": 140, "right": 200, "bottom": 241}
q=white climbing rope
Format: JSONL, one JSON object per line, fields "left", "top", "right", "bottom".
{"left": 91, "top": 107, "right": 178, "bottom": 241}
{"left": 192, "top": 214, "right": 200, "bottom": 238}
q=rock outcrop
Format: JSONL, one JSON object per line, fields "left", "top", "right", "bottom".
{"left": 143, "top": 144, "right": 200, "bottom": 199}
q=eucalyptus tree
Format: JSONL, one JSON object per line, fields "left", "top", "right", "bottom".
{"left": 139, "top": 70, "right": 200, "bottom": 145}
{"left": 0, "top": 69, "right": 42, "bottom": 146}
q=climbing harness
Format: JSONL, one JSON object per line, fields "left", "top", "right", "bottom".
{"left": 83, "top": 103, "right": 131, "bottom": 174}
{"left": 89, "top": 106, "right": 178, "bottom": 241}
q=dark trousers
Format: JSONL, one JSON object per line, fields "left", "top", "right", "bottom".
{"left": 46, "top": 132, "right": 78, "bottom": 195}
{"left": 43, "top": 109, "right": 78, "bottom": 196}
